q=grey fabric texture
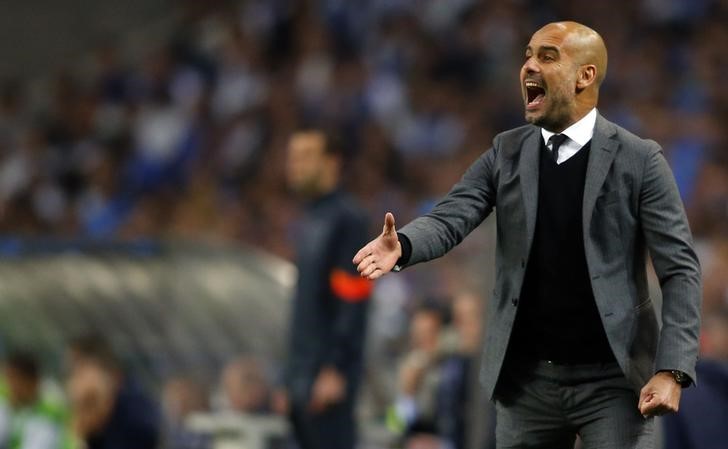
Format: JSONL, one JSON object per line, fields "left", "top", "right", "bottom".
{"left": 495, "top": 361, "right": 654, "bottom": 449}
{"left": 397, "top": 114, "right": 702, "bottom": 399}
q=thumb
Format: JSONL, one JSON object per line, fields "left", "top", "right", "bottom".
{"left": 383, "top": 212, "right": 396, "bottom": 236}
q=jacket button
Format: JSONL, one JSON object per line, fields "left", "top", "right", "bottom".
{"left": 521, "top": 259, "right": 526, "bottom": 268}
{"left": 511, "top": 297, "right": 519, "bottom": 306}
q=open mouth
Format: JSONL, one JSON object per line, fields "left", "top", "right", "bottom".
{"left": 525, "top": 80, "right": 546, "bottom": 109}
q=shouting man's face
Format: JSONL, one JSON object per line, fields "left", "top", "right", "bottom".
{"left": 520, "top": 22, "right": 605, "bottom": 132}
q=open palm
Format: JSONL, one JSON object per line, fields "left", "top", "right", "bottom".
{"left": 353, "top": 212, "right": 402, "bottom": 280}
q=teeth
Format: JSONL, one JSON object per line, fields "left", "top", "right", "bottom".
{"left": 525, "top": 81, "right": 541, "bottom": 88}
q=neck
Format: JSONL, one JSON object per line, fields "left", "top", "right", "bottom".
{"left": 317, "top": 174, "right": 339, "bottom": 197}
{"left": 318, "top": 186, "right": 338, "bottom": 198}
{"left": 547, "top": 106, "right": 594, "bottom": 133}
{"left": 306, "top": 185, "right": 338, "bottom": 203}
{"left": 567, "top": 93, "right": 597, "bottom": 128}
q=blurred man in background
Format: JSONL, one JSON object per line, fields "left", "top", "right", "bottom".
{"left": 0, "top": 351, "right": 67, "bottom": 449}
{"left": 66, "top": 336, "right": 160, "bottom": 449}
{"left": 283, "top": 129, "right": 372, "bottom": 449}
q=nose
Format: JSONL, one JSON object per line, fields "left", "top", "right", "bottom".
{"left": 522, "top": 56, "right": 540, "bottom": 76}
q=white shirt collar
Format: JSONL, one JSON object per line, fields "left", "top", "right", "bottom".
{"left": 541, "top": 108, "right": 598, "bottom": 147}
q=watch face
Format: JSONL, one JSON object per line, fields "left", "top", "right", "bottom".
{"left": 672, "top": 370, "right": 688, "bottom": 385}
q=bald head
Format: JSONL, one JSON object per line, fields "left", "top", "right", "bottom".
{"left": 521, "top": 21, "right": 608, "bottom": 131}
{"left": 539, "top": 21, "right": 608, "bottom": 86}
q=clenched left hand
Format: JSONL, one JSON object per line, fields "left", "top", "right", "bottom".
{"left": 638, "top": 371, "right": 682, "bottom": 418}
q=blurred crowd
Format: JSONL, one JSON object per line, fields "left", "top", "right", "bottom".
{"left": 0, "top": 289, "right": 488, "bottom": 449}
{"left": 0, "top": 0, "right": 725, "bottom": 265}
{"left": 1, "top": 294, "right": 724, "bottom": 449}
{"left": 0, "top": 0, "right": 727, "bottom": 448}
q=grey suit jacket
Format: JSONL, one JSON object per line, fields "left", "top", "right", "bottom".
{"left": 398, "top": 114, "right": 702, "bottom": 399}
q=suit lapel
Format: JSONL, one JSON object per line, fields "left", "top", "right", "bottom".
{"left": 520, "top": 127, "right": 542, "bottom": 252}
{"left": 582, "top": 114, "right": 619, "bottom": 233}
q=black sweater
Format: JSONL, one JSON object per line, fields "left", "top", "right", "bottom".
{"left": 510, "top": 140, "right": 615, "bottom": 364}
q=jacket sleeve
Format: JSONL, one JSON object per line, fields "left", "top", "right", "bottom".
{"left": 639, "top": 143, "right": 702, "bottom": 384}
{"left": 398, "top": 146, "right": 498, "bottom": 267}
{"left": 325, "top": 211, "right": 372, "bottom": 373}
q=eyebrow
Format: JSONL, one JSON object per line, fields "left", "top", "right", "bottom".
{"left": 525, "top": 45, "right": 561, "bottom": 54}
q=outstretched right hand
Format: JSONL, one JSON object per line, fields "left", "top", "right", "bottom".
{"left": 353, "top": 212, "right": 401, "bottom": 280}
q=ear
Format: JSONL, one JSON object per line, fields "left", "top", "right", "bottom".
{"left": 576, "top": 65, "right": 597, "bottom": 90}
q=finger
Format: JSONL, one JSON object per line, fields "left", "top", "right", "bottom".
{"left": 383, "top": 212, "right": 396, "bottom": 236}
{"left": 360, "top": 253, "right": 376, "bottom": 266}
{"left": 367, "top": 268, "right": 384, "bottom": 280}
{"left": 640, "top": 397, "right": 661, "bottom": 416}
{"left": 638, "top": 395, "right": 653, "bottom": 415}
{"left": 361, "top": 262, "right": 379, "bottom": 278}
{"left": 353, "top": 245, "right": 371, "bottom": 265}
{"left": 357, "top": 254, "right": 376, "bottom": 273}
{"left": 354, "top": 243, "right": 376, "bottom": 265}
{"left": 638, "top": 390, "right": 653, "bottom": 410}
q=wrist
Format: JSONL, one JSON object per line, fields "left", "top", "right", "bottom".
{"left": 394, "top": 233, "right": 411, "bottom": 271}
{"left": 393, "top": 241, "right": 404, "bottom": 272}
{"left": 658, "top": 369, "right": 690, "bottom": 387}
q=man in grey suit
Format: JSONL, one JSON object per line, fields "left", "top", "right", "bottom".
{"left": 353, "top": 21, "right": 701, "bottom": 448}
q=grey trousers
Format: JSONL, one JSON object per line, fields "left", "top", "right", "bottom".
{"left": 493, "top": 359, "right": 654, "bottom": 449}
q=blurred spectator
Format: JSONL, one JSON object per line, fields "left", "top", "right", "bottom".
{"left": 448, "top": 292, "right": 483, "bottom": 356}
{"left": 0, "top": 2, "right": 722, "bottom": 296}
{"left": 393, "top": 294, "right": 490, "bottom": 449}
{"left": 700, "top": 307, "right": 728, "bottom": 361}
{"left": 66, "top": 336, "right": 161, "bottom": 449}
{"left": 700, "top": 238, "right": 728, "bottom": 313}
{"left": 391, "top": 301, "right": 447, "bottom": 439}
{"left": 0, "top": 351, "right": 68, "bottom": 449}
{"left": 0, "top": 0, "right": 720, "bottom": 263}
{"left": 218, "top": 355, "right": 271, "bottom": 414}
{"left": 688, "top": 156, "right": 728, "bottom": 239}
{"left": 162, "top": 376, "right": 211, "bottom": 449}
{"left": 436, "top": 293, "right": 486, "bottom": 449}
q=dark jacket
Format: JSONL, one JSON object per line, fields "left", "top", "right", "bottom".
{"left": 285, "top": 190, "right": 372, "bottom": 405}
